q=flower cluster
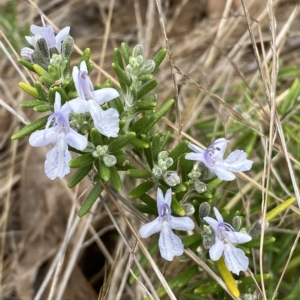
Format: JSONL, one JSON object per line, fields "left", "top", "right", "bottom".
{"left": 13, "top": 13, "right": 264, "bottom": 297}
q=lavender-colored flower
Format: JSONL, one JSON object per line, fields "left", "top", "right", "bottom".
{"left": 68, "top": 61, "right": 120, "bottom": 138}
{"left": 29, "top": 92, "right": 87, "bottom": 180}
{"left": 140, "top": 188, "right": 194, "bottom": 261}
{"left": 25, "top": 14, "right": 70, "bottom": 53}
{"left": 203, "top": 207, "right": 252, "bottom": 275}
{"left": 185, "top": 138, "right": 253, "bottom": 181}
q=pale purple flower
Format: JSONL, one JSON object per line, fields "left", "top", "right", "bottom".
{"left": 140, "top": 188, "right": 195, "bottom": 261}
{"left": 68, "top": 61, "right": 120, "bottom": 138}
{"left": 203, "top": 207, "right": 252, "bottom": 275}
{"left": 185, "top": 138, "right": 253, "bottom": 181}
{"left": 29, "top": 92, "right": 87, "bottom": 180}
{"left": 25, "top": 14, "right": 70, "bottom": 52}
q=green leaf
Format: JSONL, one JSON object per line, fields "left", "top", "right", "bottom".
{"left": 182, "top": 233, "right": 203, "bottom": 247}
{"left": 34, "top": 81, "right": 48, "bottom": 102}
{"left": 139, "top": 193, "right": 157, "bottom": 209}
{"left": 281, "top": 78, "right": 300, "bottom": 114}
{"left": 153, "top": 48, "right": 167, "bottom": 72}
{"left": 19, "top": 82, "right": 39, "bottom": 99}
{"left": 69, "top": 154, "right": 95, "bottom": 168}
{"left": 99, "top": 160, "right": 111, "bottom": 182}
{"left": 206, "top": 177, "right": 223, "bottom": 190}
{"left": 171, "top": 195, "right": 185, "bottom": 216}
{"left": 266, "top": 196, "right": 296, "bottom": 222}
{"left": 243, "top": 236, "right": 276, "bottom": 249}
{"left": 48, "top": 87, "right": 56, "bottom": 105}
{"left": 136, "top": 79, "right": 158, "bottom": 100}
{"left": 112, "top": 62, "right": 131, "bottom": 93}
{"left": 127, "top": 169, "right": 153, "bottom": 178}
{"left": 20, "top": 100, "right": 47, "bottom": 108}
{"left": 108, "top": 132, "right": 136, "bottom": 152}
{"left": 135, "top": 100, "right": 157, "bottom": 111}
{"left": 180, "top": 155, "right": 193, "bottom": 182}
{"left": 11, "top": 115, "right": 48, "bottom": 140}
{"left": 18, "top": 58, "right": 35, "bottom": 72}
{"left": 132, "top": 203, "right": 157, "bottom": 215}
{"left": 33, "top": 104, "right": 53, "bottom": 112}
{"left": 141, "top": 135, "right": 153, "bottom": 168}
{"left": 68, "top": 164, "right": 93, "bottom": 188}
{"left": 131, "top": 138, "right": 149, "bottom": 148}
{"left": 168, "top": 140, "right": 189, "bottom": 162}
{"left": 90, "top": 128, "right": 103, "bottom": 146}
{"left": 110, "top": 166, "right": 122, "bottom": 191}
{"left": 151, "top": 132, "right": 170, "bottom": 162}
{"left": 128, "top": 181, "right": 155, "bottom": 198}
{"left": 129, "top": 116, "right": 151, "bottom": 134}
{"left": 78, "top": 182, "right": 103, "bottom": 217}
{"left": 80, "top": 48, "right": 91, "bottom": 65}
{"left": 107, "top": 97, "right": 124, "bottom": 114}
{"left": 113, "top": 48, "right": 124, "bottom": 70}
{"left": 121, "top": 42, "right": 131, "bottom": 65}
{"left": 54, "top": 86, "right": 69, "bottom": 104}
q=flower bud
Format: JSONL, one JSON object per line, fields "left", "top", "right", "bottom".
{"left": 194, "top": 180, "right": 207, "bottom": 193}
{"left": 140, "top": 59, "right": 156, "bottom": 74}
{"left": 152, "top": 166, "right": 162, "bottom": 178}
{"left": 62, "top": 36, "right": 74, "bottom": 59}
{"left": 199, "top": 202, "right": 210, "bottom": 221}
{"left": 103, "top": 154, "right": 117, "bottom": 167}
{"left": 21, "top": 47, "right": 34, "bottom": 62}
{"left": 249, "top": 219, "right": 269, "bottom": 237}
{"left": 165, "top": 157, "right": 173, "bottom": 168}
{"left": 232, "top": 216, "right": 242, "bottom": 231}
{"left": 203, "top": 224, "right": 213, "bottom": 235}
{"left": 33, "top": 36, "right": 49, "bottom": 59}
{"left": 132, "top": 44, "right": 144, "bottom": 57}
{"left": 203, "top": 235, "right": 214, "bottom": 249}
{"left": 158, "top": 150, "right": 169, "bottom": 160}
{"left": 163, "top": 171, "right": 180, "bottom": 187}
{"left": 182, "top": 203, "right": 195, "bottom": 216}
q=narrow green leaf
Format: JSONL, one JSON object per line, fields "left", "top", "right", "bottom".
{"left": 168, "top": 140, "right": 189, "bottom": 162}
{"left": 180, "top": 155, "right": 193, "bottom": 182}
{"left": 19, "top": 82, "right": 39, "bottom": 99}
{"left": 171, "top": 195, "right": 185, "bottom": 216}
{"left": 99, "top": 160, "right": 111, "bottom": 182}
{"left": 141, "top": 135, "right": 153, "bottom": 168}
{"left": 18, "top": 58, "right": 35, "bottom": 72}
{"left": 11, "top": 115, "right": 48, "bottom": 140}
{"left": 33, "top": 63, "right": 49, "bottom": 77}
{"left": 90, "top": 128, "right": 103, "bottom": 146}
{"left": 153, "top": 48, "right": 167, "bottom": 72}
{"left": 80, "top": 48, "right": 91, "bottom": 65}
{"left": 54, "top": 86, "right": 69, "bottom": 104}
{"left": 78, "top": 182, "right": 103, "bottom": 217}
{"left": 112, "top": 62, "right": 131, "bottom": 93}
{"left": 127, "top": 169, "right": 153, "bottom": 178}
{"left": 48, "top": 87, "right": 56, "bottom": 105}
{"left": 110, "top": 166, "right": 122, "bottom": 191}
{"left": 139, "top": 194, "right": 157, "bottom": 209}
{"left": 131, "top": 138, "right": 149, "bottom": 148}
{"left": 135, "top": 100, "right": 157, "bottom": 111}
{"left": 182, "top": 233, "right": 203, "bottom": 247}
{"left": 33, "top": 104, "right": 53, "bottom": 112}
{"left": 107, "top": 97, "right": 124, "bottom": 114}
{"left": 243, "top": 236, "right": 276, "bottom": 249}
{"left": 132, "top": 203, "right": 157, "bottom": 215}
{"left": 35, "top": 81, "right": 48, "bottom": 102}
{"left": 281, "top": 78, "right": 300, "bottom": 114}
{"left": 68, "top": 164, "right": 93, "bottom": 188}
{"left": 121, "top": 42, "right": 131, "bottom": 65}
{"left": 20, "top": 100, "right": 46, "bottom": 108}
{"left": 136, "top": 79, "right": 158, "bottom": 100}
{"left": 266, "top": 196, "right": 296, "bottom": 221}
{"left": 152, "top": 132, "right": 170, "bottom": 162}
{"left": 129, "top": 116, "right": 151, "bottom": 134}
{"left": 108, "top": 132, "right": 136, "bottom": 152}
{"left": 113, "top": 48, "right": 124, "bottom": 70}
{"left": 69, "top": 154, "right": 95, "bottom": 168}
{"left": 128, "top": 181, "right": 155, "bottom": 199}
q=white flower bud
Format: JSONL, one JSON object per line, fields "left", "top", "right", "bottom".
{"left": 163, "top": 171, "right": 180, "bottom": 187}
{"left": 158, "top": 151, "right": 169, "bottom": 160}
{"left": 203, "top": 235, "right": 214, "bottom": 249}
{"left": 232, "top": 216, "right": 242, "bottom": 231}
{"left": 165, "top": 157, "right": 173, "bottom": 168}
{"left": 182, "top": 203, "right": 195, "bottom": 216}
{"left": 195, "top": 180, "right": 207, "bottom": 193}
{"left": 152, "top": 166, "right": 163, "bottom": 178}
{"left": 199, "top": 202, "right": 210, "bottom": 220}
{"left": 132, "top": 44, "right": 144, "bottom": 57}
{"left": 103, "top": 154, "right": 117, "bottom": 167}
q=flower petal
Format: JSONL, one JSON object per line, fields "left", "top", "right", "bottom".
{"left": 44, "top": 132, "right": 71, "bottom": 180}
{"left": 209, "top": 239, "right": 224, "bottom": 261}
{"left": 156, "top": 187, "right": 165, "bottom": 211}
{"left": 188, "top": 142, "right": 205, "bottom": 154}
{"left": 92, "top": 88, "right": 120, "bottom": 105}
{"left": 185, "top": 152, "right": 205, "bottom": 162}
{"left": 88, "top": 101, "right": 119, "bottom": 138}
{"left": 159, "top": 221, "right": 184, "bottom": 261}
{"left": 68, "top": 97, "right": 89, "bottom": 113}
{"left": 208, "top": 138, "right": 229, "bottom": 160}
{"left": 25, "top": 36, "right": 33, "bottom": 46}
{"left": 140, "top": 218, "right": 161, "bottom": 238}
{"left": 211, "top": 165, "right": 236, "bottom": 181}
{"left": 223, "top": 243, "right": 249, "bottom": 275}
{"left": 55, "top": 26, "right": 70, "bottom": 45}
{"left": 169, "top": 216, "right": 194, "bottom": 231}
{"left": 203, "top": 216, "right": 219, "bottom": 231}
{"left": 29, "top": 128, "right": 57, "bottom": 147}
{"left": 212, "top": 207, "right": 224, "bottom": 223}
{"left": 225, "top": 231, "right": 252, "bottom": 244}
{"left": 224, "top": 150, "right": 253, "bottom": 172}
{"left": 66, "top": 128, "right": 88, "bottom": 150}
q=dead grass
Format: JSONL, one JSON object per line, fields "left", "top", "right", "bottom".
{"left": 1, "top": 0, "right": 300, "bottom": 299}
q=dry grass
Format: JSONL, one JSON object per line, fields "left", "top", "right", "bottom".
{"left": 1, "top": 0, "right": 300, "bottom": 299}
